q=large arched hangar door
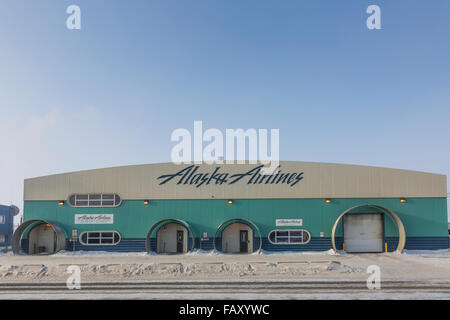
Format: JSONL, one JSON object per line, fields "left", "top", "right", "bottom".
{"left": 331, "top": 204, "right": 406, "bottom": 253}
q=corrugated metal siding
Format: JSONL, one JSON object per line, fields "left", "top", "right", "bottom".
{"left": 196, "top": 238, "right": 215, "bottom": 251}
{"left": 385, "top": 237, "right": 449, "bottom": 251}
{"left": 23, "top": 198, "right": 449, "bottom": 241}
{"left": 24, "top": 162, "right": 447, "bottom": 201}
{"left": 259, "top": 237, "right": 340, "bottom": 252}
{"left": 385, "top": 237, "right": 400, "bottom": 252}
{"left": 22, "top": 236, "right": 450, "bottom": 253}
{"left": 261, "top": 237, "right": 335, "bottom": 251}
{"left": 404, "top": 237, "right": 449, "bottom": 250}
{"left": 67, "top": 238, "right": 146, "bottom": 252}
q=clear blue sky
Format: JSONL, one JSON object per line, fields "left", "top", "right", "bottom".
{"left": 0, "top": 1, "right": 449, "bottom": 221}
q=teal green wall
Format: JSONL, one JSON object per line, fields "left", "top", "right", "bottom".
{"left": 23, "top": 197, "right": 448, "bottom": 239}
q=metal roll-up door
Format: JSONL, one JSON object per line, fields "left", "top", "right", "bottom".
{"left": 344, "top": 214, "right": 383, "bottom": 253}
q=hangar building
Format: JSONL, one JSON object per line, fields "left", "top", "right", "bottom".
{"left": 12, "top": 161, "right": 449, "bottom": 255}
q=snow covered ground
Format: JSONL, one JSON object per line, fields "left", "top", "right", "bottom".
{"left": 0, "top": 248, "right": 448, "bottom": 282}
{"left": 0, "top": 249, "right": 448, "bottom": 299}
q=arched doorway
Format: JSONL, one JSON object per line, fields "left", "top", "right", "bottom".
{"left": 157, "top": 223, "right": 188, "bottom": 254}
{"left": 222, "top": 223, "right": 253, "bottom": 253}
{"left": 331, "top": 204, "right": 406, "bottom": 253}
{"left": 29, "top": 224, "right": 56, "bottom": 254}
{"left": 12, "top": 220, "right": 67, "bottom": 255}
{"left": 145, "top": 219, "right": 195, "bottom": 254}
{"left": 214, "top": 218, "right": 262, "bottom": 254}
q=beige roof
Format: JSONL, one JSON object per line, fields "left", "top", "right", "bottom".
{"left": 23, "top": 161, "right": 447, "bottom": 201}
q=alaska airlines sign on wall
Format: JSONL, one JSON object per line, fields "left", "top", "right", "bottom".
{"left": 75, "top": 214, "right": 114, "bottom": 224}
{"left": 157, "top": 165, "right": 304, "bottom": 188}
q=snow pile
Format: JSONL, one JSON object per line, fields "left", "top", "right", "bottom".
{"left": 326, "top": 249, "right": 340, "bottom": 256}
{"left": 185, "top": 249, "right": 223, "bottom": 256}
{"left": 259, "top": 249, "right": 339, "bottom": 256}
{"left": 53, "top": 250, "right": 148, "bottom": 257}
{"left": 0, "top": 259, "right": 364, "bottom": 280}
{"left": 0, "top": 264, "right": 49, "bottom": 279}
{"left": 402, "top": 249, "right": 449, "bottom": 255}
{"left": 326, "top": 261, "right": 359, "bottom": 273}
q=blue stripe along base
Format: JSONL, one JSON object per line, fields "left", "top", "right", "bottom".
{"left": 17, "top": 236, "right": 449, "bottom": 254}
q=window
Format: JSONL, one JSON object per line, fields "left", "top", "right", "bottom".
{"left": 68, "top": 194, "right": 121, "bottom": 207}
{"left": 0, "top": 235, "right": 6, "bottom": 243}
{"left": 268, "top": 229, "right": 311, "bottom": 245}
{"left": 0, "top": 215, "right": 4, "bottom": 224}
{"left": 79, "top": 231, "right": 121, "bottom": 245}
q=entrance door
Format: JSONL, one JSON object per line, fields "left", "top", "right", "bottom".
{"left": 29, "top": 224, "right": 56, "bottom": 254}
{"left": 344, "top": 213, "right": 383, "bottom": 253}
{"left": 176, "top": 230, "right": 184, "bottom": 253}
{"left": 239, "top": 230, "right": 248, "bottom": 253}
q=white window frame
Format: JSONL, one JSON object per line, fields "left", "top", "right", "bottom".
{"left": 79, "top": 231, "right": 121, "bottom": 246}
{"left": 268, "top": 229, "right": 311, "bottom": 245}
{"left": 68, "top": 194, "right": 121, "bottom": 208}
{"left": 0, "top": 215, "right": 5, "bottom": 224}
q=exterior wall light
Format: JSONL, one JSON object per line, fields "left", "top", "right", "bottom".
{"left": 325, "top": 198, "right": 331, "bottom": 204}
{"left": 58, "top": 201, "right": 65, "bottom": 206}
{"left": 227, "top": 199, "right": 233, "bottom": 204}
{"left": 400, "top": 198, "right": 406, "bottom": 203}
{"left": 143, "top": 200, "right": 149, "bottom": 205}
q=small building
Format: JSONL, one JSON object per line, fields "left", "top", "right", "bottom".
{"left": 12, "top": 161, "right": 449, "bottom": 255}
{"left": 0, "top": 205, "right": 19, "bottom": 247}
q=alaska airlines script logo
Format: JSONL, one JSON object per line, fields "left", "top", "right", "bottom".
{"left": 157, "top": 165, "right": 304, "bottom": 188}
